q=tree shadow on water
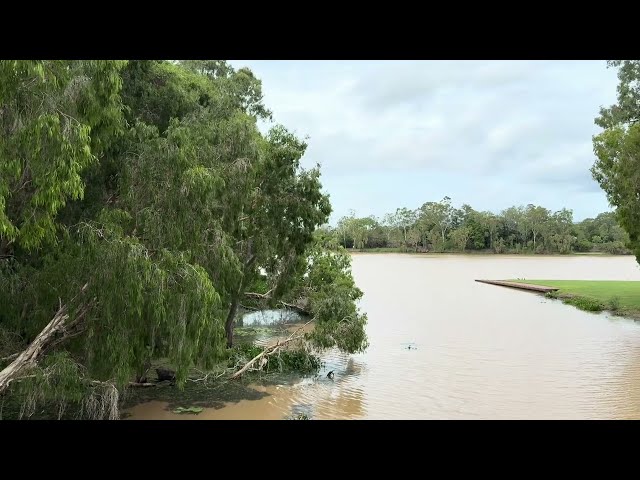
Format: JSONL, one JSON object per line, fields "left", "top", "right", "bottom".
{"left": 121, "top": 378, "right": 272, "bottom": 413}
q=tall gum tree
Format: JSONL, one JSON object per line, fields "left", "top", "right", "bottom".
{"left": 592, "top": 60, "right": 640, "bottom": 264}
{"left": 0, "top": 60, "right": 365, "bottom": 418}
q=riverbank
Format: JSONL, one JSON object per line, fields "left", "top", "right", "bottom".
{"left": 507, "top": 279, "right": 640, "bottom": 319}
{"left": 122, "top": 318, "right": 320, "bottom": 420}
{"left": 350, "top": 248, "right": 627, "bottom": 257}
{"left": 118, "top": 255, "right": 640, "bottom": 420}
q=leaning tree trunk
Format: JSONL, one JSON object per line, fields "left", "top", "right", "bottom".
{"left": 0, "top": 238, "right": 10, "bottom": 258}
{"left": 225, "top": 296, "right": 240, "bottom": 348}
{"left": 0, "top": 285, "right": 93, "bottom": 395}
{"left": 225, "top": 253, "right": 257, "bottom": 348}
{"left": 230, "top": 320, "right": 312, "bottom": 379}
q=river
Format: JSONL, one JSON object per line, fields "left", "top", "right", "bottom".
{"left": 126, "top": 253, "right": 640, "bottom": 420}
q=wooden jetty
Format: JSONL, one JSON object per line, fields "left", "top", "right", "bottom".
{"left": 474, "top": 279, "right": 559, "bottom": 293}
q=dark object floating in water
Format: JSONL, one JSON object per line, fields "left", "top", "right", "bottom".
{"left": 327, "top": 370, "right": 334, "bottom": 379}
{"left": 291, "top": 403, "right": 313, "bottom": 419}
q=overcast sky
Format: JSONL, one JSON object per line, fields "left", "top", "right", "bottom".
{"left": 228, "top": 60, "right": 619, "bottom": 224}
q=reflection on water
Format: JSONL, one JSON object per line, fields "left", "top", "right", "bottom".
{"left": 236, "top": 309, "right": 305, "bottom": 347}
{"left": 240, "top": 309, "right": 302, "bottom": 326}
{"left": 128, "top": 254, "right": 640, "bottom": 420}
{"left": 126, "top": 350, "right": 366, "bottom": 420}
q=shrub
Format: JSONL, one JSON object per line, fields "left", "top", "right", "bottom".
{"left": 574, "top": 239, "right": 593, "bottom": 252}
{"left": 564, "top": 296, "right": 604, "bottom": 312}
{"left": 608, "top": 296, "right": 621, "bottom": 312}
{"left": 227, "top": 343, "right": 321, "bottom": 375}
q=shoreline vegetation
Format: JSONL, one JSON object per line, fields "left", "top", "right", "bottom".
{"left": 0, "top": 60, "right": 368, "bottom": 420}
{"left": 2, "top": 316, "right": 321, "bottom": 420}
{"left": 506, "top": 279, "right": 640, "bottom": 320}
{"left": 2, "top": 60, "right": 639, "bottom": 421}
{"left": 119, "top": 318, "right": 321, "bottom": 419}
{"left": 348, "top": 247, "right": 630, "bottom": 257}
{"left": 323, "top": 202, "right": 631, "bottom": 256}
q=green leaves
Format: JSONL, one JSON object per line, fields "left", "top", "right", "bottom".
{"left": 592, "top": 61, "right": 640, "bottom": 264}
{"left": 173, "top": 406, "right": 204, "bottom": 414}
{"left": 1, "top": 59, "right": 366, "bottom": 418}
{"left": 0, "top": 60, "right": 126, "bottom": 252}
{"left": 289, "top": 243, "right": 368, "bottom": 354}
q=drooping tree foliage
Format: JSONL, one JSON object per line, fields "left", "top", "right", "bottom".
{"left": 592, "top": 60, "right": 640, "bottom": 264}
{"left": 0, "top": 60, "right": 367, "bottom": 418}
{"left": 0, "top": 60, "right": 126, "bottom": 251}
{"left": 288, "top": 237, "right": 368, "bottom": 354}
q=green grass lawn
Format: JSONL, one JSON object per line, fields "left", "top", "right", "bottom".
{"left": 507, "top": 280, "right": 640, "bottom": 317}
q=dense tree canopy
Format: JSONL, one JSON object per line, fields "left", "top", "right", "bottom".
{"left": 592, "top": 60, "right": 640, "bottom": 264}
{"left": 327, "top": 199, "right": 629, "bottom": 255}
{"left": 0, "top": 60, "right": 367, "bottom": 418}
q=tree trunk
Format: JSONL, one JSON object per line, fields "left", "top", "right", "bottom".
{"left": 0, "top": 306, "right": 68, "bottom": 394}
{"left": 225, "top": 253, "right": 257, "bottom": 348}
{"left": 244, "top": 292, "right": 311, "bottom": 316}
{"left": 0, "top": 287, "right": 93, "bottom": 395}
{"left": 225, "top": 296, "right": 239, "bottom": 348}
{"left": 0, "top": 238, "right": 9, "bottom": 258}
{"left": 230, "top": 320, "right": 312, "bottom": 379}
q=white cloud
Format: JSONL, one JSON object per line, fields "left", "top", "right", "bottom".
{"left": 229, "top": 60, "right": 619, "bottom": 220}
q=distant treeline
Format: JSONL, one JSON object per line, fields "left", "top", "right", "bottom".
{"left": 320, "top": 198, "right": 630, "bottom": 255}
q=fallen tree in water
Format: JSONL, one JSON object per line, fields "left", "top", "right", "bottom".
{"left": 230, "top": 320, "right": 313, "bottom": 379}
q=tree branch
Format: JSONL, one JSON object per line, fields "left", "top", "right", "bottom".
{"left": 128, "top": 382, "right": 156, "bottom": 388}
{"left": 1, "top": 353, "right": 19, "bottom": 363}
{"left": 239, "top": 303, "right": 260, "bottom": 311}
{"left": 244, "top": 291, "right": 270, "bottom": 299}
{"left": 244, "top": 291, "right": 310, "bottom": 315}
{"left": 245, "top": 253, "right": 257, "bottom": 268}
{"left": 230, "top": 319, "right": 312, "bottom": 379}
{"left": 0, "top": 284, "right": 94, "bottom": 395}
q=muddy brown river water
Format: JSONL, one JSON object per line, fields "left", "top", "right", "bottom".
{"left": 127, "top": 253, "right": 640, "bottom": 420}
